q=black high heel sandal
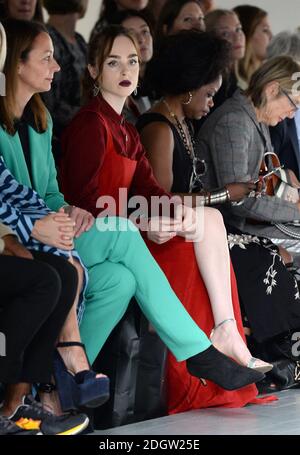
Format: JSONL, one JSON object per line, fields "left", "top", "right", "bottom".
{"left": 53, "top": 342, "right": 110, "bottom": 412}
{"left": 186, "top": 345, "right": 265, "bottom": 390}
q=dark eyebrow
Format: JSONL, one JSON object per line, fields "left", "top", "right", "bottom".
{"left": 125, "top": 25, "right": 149, "bottom": 32}
{"left": 107, "top": 53, "right": 138, "bottom": 59}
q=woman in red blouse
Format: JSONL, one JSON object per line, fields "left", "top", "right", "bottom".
{"left": 60, "top": 26, "right": 270, "bottom": 412}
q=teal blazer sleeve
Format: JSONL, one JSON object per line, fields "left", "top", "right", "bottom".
{"left": 0, "top": 113, "right": 67, "bottom": 212}
{"left": 41, "top": 115, "right": 66, "bottom": 211}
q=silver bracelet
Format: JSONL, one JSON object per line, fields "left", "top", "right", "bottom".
{"left": 203, "top": 188, "right": 230, "bottom": 206}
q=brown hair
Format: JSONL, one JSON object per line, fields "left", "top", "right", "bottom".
{"left": 1, "top": 19, "right": 48, "bottom": 134}
{"left": 43, "top": 0, "right": 87, "bottom": 16}
{"left": 245, "top": 55, "right": 300, "bottom": 108}
{"left": 155, "top": 0, "right": 203, "bottom": 43}
{"left": 82, "top": 25, "right": 140, "bottom": 103}
{"left": 1, "top": 0, "right": 44, "bottom": 22}
{"left": 204, "top": 9, "right": 242, "bottom": 78}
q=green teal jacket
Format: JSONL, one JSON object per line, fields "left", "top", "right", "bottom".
{"left": 0, "top": 117, "right": 66, "bottom": 211}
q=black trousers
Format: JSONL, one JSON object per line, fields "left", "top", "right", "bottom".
{"left": 0, "top": 251, "right": 78, "bottom": 384}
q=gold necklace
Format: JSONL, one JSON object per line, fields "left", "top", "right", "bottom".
{"left": 162, "top": 99, "right": 195, "bottom": 158}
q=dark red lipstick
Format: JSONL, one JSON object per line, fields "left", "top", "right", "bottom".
{"left": 119, "top": 80, "right": 131, "bottom": 87}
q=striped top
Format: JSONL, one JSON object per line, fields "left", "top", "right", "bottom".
{"left": 0, "top": 157, "right": 87, "bottom": 322}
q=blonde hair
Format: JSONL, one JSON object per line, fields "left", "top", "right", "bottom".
{"left": 204, "top": 9, "right": 236, "bottom": 32}
{"left": 204, "top": 10, "right": 241, "bottom": 81}
{"left": 245, "top": 55, "right": 300, "bottom": 108}
{"left": 233, "top": 5, "right": 267, "bottom": 87}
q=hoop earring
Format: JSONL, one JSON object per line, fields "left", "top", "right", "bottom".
{"left": 93, "top": 83, "right": 100, "bottom": 97}
{"left": 133, "top": 84, "right": 139, "bottom": 97}
{"left": 182, "top": 91, "right": 193, "bottom": 105}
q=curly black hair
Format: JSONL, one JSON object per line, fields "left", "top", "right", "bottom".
{"left": 145, "top": 30, "right": 230, "bottom": 96}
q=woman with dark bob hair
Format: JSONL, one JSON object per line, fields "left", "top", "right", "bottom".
{"left": 61, "top": 25, "right": 272, "bottom": 413}
{"left": 138, "top": 31, "right": 300, "bottom": 397}
{"left": 155, "top": 0, "right": 205, "bottom": 44}
{"left": 90, "top": 0, "right": 149, "bottom": 42}
{"left": 0, "top": 0, "right": 43, "bottom": 22}
{"left": 42, "top": 0, "right": 88, "bottom": 163}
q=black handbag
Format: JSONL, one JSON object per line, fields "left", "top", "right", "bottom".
{"left": 257, "top": 359, "right": 300, "bottom": 393}
{"left": 270, "top": 359, "right": 300, "bottom": 389}
{"left": 92, "top": 301, "right": 167, "bottom": 429}
{"left": 251, "top": 333, "right": 300, "bottom": 393}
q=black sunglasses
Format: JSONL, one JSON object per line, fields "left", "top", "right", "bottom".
{"left": 281, "top": 88, "right": 299, "bottom": 111}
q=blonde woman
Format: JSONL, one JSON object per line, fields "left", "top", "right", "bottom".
{"left": 204, "top": 9, "right": 245, "bottom": 113}
{"left": 233, "top": 5, "right": 272, "bottom": 89}
{"left": 197, "top": 56, "right": 300, "bottom": 255}
{"left": 268, "top": 31, "right": 300, "bottom": 180}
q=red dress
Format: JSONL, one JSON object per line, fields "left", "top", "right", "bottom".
{"left": 61, "top": 96, "right": 271, "bottom": 412}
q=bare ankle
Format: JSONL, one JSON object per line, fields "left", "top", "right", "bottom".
{"left": 211, "top": 318, "right": 236, "bottom": 338}
{"left": 1, "top": 400, "right": 22, "bottom": 417}
{"left": 57, "top": 346, "right": 89, "bottom": 375}
{"left": 39, "top": 390, "right": 63, "bottom": 416}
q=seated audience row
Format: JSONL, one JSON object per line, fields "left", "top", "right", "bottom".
{"left": 2, "top": 0, "right": 300, "bottom": 432}
{"left": 0, "top": 19, "right": 266, "bottom": 434}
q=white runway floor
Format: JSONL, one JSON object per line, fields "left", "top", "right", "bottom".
{"left": 93, "top": 389, "right": 300, "bottom": 435}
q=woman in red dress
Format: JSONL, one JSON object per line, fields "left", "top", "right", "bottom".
{"left": 60, "top": 26, "right": 271, "bottom": 413}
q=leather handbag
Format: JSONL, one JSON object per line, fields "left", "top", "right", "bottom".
{"left": 269, "top": 359, "right": 300, "bottom": 390}
{"left": 260, "top": 151, "right": 300, "bottom": 203}
{"left": 259, "top": 151, "right": 300, "bottom": 239}
{"left": 92, "top": 301, "right": 167, "bottom": 430}
{"left": 248, "top": 113, "right": 300, "bottom": 203}
{"left": 254, "top": 335, "right": 300, "bottom": 393}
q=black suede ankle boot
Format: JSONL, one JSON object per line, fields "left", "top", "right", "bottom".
{"left": 186, "top": 345, "right": 265, "bottom": 390}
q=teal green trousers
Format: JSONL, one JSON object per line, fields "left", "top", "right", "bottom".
{"left": 75, "top": 217, "right": 211, "bottom": 365}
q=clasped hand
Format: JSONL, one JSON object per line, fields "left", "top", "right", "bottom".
{"left": 32, "top": 208, "right": 76, "bottom": 250}
{"left": 63, "top": 205, "right": 94, "bottom": 238}
{"left": 147, "top": 204, "right": 199, "bottom": 244}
